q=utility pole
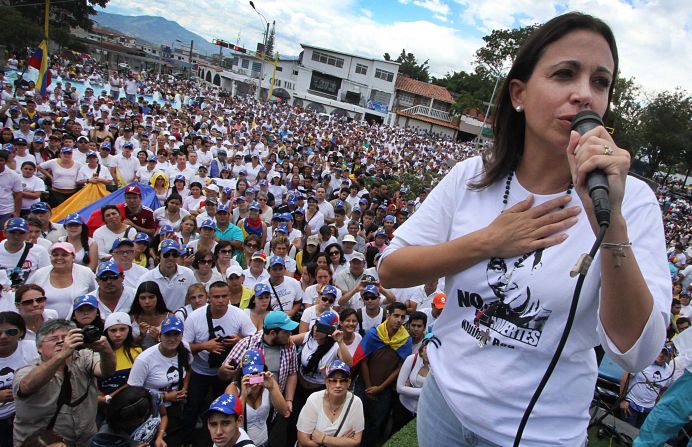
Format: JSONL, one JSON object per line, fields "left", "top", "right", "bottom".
{"left": 188, "top": 39, "right": 194, "bottom": 81}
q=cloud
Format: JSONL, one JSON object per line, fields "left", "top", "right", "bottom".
{"left": 412, "top": 0, "right": 451, "bottom": 17}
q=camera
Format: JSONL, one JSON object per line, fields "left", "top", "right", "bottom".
{"left": 82, "top": 325, "right": 101, "bottom": 344}
{"left": 248, "top": 375, "right": 264, "bottom": 385}
{"left": 9, "top": 268, "right": 26, "bottom": 289}
{"left": 186, "top": 247, "right": 194, "bottom": 256}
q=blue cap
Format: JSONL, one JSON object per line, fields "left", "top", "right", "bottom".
{"left": 263, "top": 311, "right": 298, "bottom": 331}
{"left": 335, "top": 200, "right": 345, "bottom": 209}
{"left": 241, "top": 348, "right": 266, "bottom": 375}
{"left": 134, "top": 232, "right": 150, "bottom": 243}
{"left": 321, "top": 285, "right": 338, "bottom": 297}
{"left": 254, "top": 283, "right": 271, "bottom": 296}
{"left": 174, "top": 174, "right": 186, "bottom": 183}
{"left": 33, "top": 136, "right": 44, "bottom": 143}
{"left": 160, "top": 239, "right": 183, "bottom": 255}
{"left": 384, "top": 215, "right": 396, "bottom": 223}
{"left": 222, "top": 187, "right": 232, "bottom": 196}
{"left": 72, "top": 294, "right": 98, "bottom": 310}
{"left": 30, "top": 202, "right": 50, "bottom": 213}
{"left": 6, "top": 217, "right": 28, "bottom": 233}
{"left": 352, "top": 206, "right": 361, "bottom": 214}
{"left": 234, "top": 195, "right": 246, "bottom": 203}
{"left": 60, "top": 146, "right": 73, "bottom": 153}
{"left": 293, "top": 207, "right": 304, "bottom": 215}
{"left": 147, "top": 154, "right": 157, "bottom": 162}
{"left": 268, "top": 256, "right": 285, "bottom": 268}
{"left": 217, "top": 204, "right": 229, "bottom": 214}
{"left": 160, "top": 224, "right": 175, "bottom": 235}
{"left": 326, "top": 359, "right": 350, "bottom": 377}
{"left": 316, "top": 310, "right": 339, "bottom": 327}
{"left": 375, "top": 229, "right": 387, "bottom": 237}
{"left": 407, "top": 200, "right": 416, "bottom": 205}
{"left": 64, "top": 213, "right": 83, "bottom": 225}
{"left": 363, "top": 284, "right": 379, "bottom": 296}
{"left": 200, "top": 219, "right": 216, "bottom": 230}
{"left": 205, "top": 393, "right": 243, "bottom": 417}
{"left": 96, "top": 260, "right": 122, "bottom": 278}
{"left": 359, "top": 198, "right": 368, "bottom": 205}
{"left": 248, "top": 202, "right": 260, "bottom": 212}
{"left": 259, "top": 166, "right": 267, "bottom": 172}
{"left": 110, "top": 237, "right": 134, "bottom": 252}
{"left": 160, "top": 315, "right": 184, "bottom": 334}
{"left": 2, "top": 143, "right": 13, "bottom": 153}
{"left": 259, "top": 180, "right": 268, "bottom": 186}
{"left": 287, "top": 197, "right": 297, "bottom": 206}
{"left": 238, "top": 169, "right": 247, "bottom": 175}
{"left": 278, "top": 213, "right": 291, "bottom": 222}
{"left": 101, "top": 142, "right": 111, "bottom": 149}
{"left": 276, "top": 224, "right": 289, "bottom": 234}
{"left": 86, "top": 151, "right": 98, "bottom": 158}
{"left": 122, "top": 142, "right": 134, "bottom": 149}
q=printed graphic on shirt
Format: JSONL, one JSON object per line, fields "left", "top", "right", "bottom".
{"left": 457, "top": 250, "right": 552, "bottom": 348}
{"left": 164, "top": 366, "right": 180, "bottom": 391}
{"left": 0, "top": 366, "right": 14, "bottom": 390}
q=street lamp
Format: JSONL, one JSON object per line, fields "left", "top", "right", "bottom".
{"left": 249, "top": 1, "right": 270, "bottom": 100}
{"left": 176, "top": 39, "right": 194, "bottom": 80}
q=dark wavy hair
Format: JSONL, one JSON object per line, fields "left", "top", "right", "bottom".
{"left": 303, "top": 326, "right": 336, "bottom": 375}
{"left": 470, "top": 12, "right": 619, "bottom": 190}
{"left": 0, "top": 311, "right": 27, "bottom": 339}
{"left": 130, "top": 281, "right": 170, "bottom": 316}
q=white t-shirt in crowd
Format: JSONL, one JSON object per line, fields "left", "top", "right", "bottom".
{"left": 0, "top": 241, "right": 50, "bottom": 293}
{"left": 122, "top": 264, "right": 149, "bottom": 290}
{"left": 153, "top": 207, "right": 190, "bottom": 231}
{"left": 299, "top": 332, "right": 339, "bottom": 385}
{"left": 302, "top": 284, "right": 343, "bottom": 306}
{"left": 112, "top": 154, "right": 140, "bottom": 183}
{"left": 38, "top": 159, "right": 82, "bottom": 190}
{"left": 296, "top": 390, "right": 364, "bottom": 437}
{"left": 260, "top": 277, "right": 302, "bottom": 314}
{"left": 626, "top": 362, "right": 673, "bottom": 408}
{"left": 93, "top": 226, "right": 137, "bottom": 261}
{"left": 182, "top": 304, "right": 256, "bottom": 376}
{"left": 0, "top": 340, "right": 40, "bottom": 419}
{"left": 136, "top": 265, "right": 197, "bottom": 312}
{"left": 26, "top": 264, "right": 97, "bottom": 318}
{"left": 76, "top": 164, "right": 112, "bottom": 184}
{"left": 382, "top": 156, "right": 672, "bottom": 446}
{"left": 127, "top": 342, "right": 191, "bottom": 406}
{"left": 19, "top": 175, "right": 45, "bottom": 210}
{"left": 0, "top": 168, "right": 22, "bottom": 214}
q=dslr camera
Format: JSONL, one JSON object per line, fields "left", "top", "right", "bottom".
{"left": 81, "top": 325, "right": 101, "bottom": 344}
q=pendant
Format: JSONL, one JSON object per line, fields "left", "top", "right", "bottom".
{"left": 478, "top": 329, "right": 491, "bottom": 348}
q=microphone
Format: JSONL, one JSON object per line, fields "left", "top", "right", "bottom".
{"left": 570, "top": 111, "right": 611, "bottom": 227}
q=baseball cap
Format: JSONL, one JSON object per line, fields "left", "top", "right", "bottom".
{"left": 342, "top": 234, "right": 356, "bottom": 244}
{"left": 433, "top": 293, "right": 447, "bottom": 309}
{"left": 104, "top": 311, "right": 132, "bottom": 330}
{"left": 363, "top": 284, "right": 379, "bottom": 296}
{"left": 64, "top": 213, "right": 83, "bottom": 226}
{"left": 254, "top": 283, "right": 271, "bottom": 296}
{"left": 123, "top": 142, "right": 134, "bottom": 149}
{"left": 217, "top": 204, "right": 229, "bottom": 214}
{"left": 248, "top": 202, "right": 260, "bottom": 212}
{"left": 268, "top": 256, "right": 285, "bottom": 268}
{"left": 349, "top": 252, "right": 365, "bottom": 263}
{"left": 96, "top": 259, "right": 123, "bottom": 278}
{"left": 160, "top": 224, "right": 175, "bottom": 235}
{"left": 86, "top": 151, "right": 98, "bottom": 158}
{"left": 124, "top": 184, "right": 141, "bottom": 196}
{"left": 160, "top": 315, "right": 184, "bottom": 334}
{"left": 60, "top": 147, "right": 73, "bottom": 153}
{"left": 111, "top": 237, "right": 135, "bottom": 252}
{"left": 352, "top": 206, "right": 362, "bottom": 214}
{"left": 375, "top": 229, "right": 387, "bottom": 238}
{"left": 275, "top": 224, "right": 289, "bottom": 234}
{"left": 200, "top": 219, "right": 216, "bottom": 230}
{"left": 6, "top": 218, "right": 28, "bottom": 233}
{"left": 384, "top": 215, "right": 396, "bottom": 223}
{"left": 226, "top": 265, "right": 244, "bottom": 278}
{"left": 147, "top": 154, "right": 157, "bottom": 162}
{"left": 306, "top": 235, "right": 320, "bottom": 246}
{"left": 160, "top": 239, "right": 183, "bottom": 255}
{"left": 240, "top": 348, "right": 266, "bottom": 375}
{"left": 13, "top": 137, "right": 27, "bottom": 145}
{"left": 174, "top": 174, "right": 186, "bottom": 183}
{"left": 205, "top": 393, "right": 243, "bottom": 418}
{"left": 326, "top": 359, "right": 350, "bottom": 377}
{"left": 50, "top": 241, "right": 76, "bottom": 256}
{"left": 321, "top": 285, "right": 338, "bottom": 297}
{"left": 316, "top": 310, "right": 339, "bottom": 327}
{"left": 72, "top": 294, "right": 98, "bottom": 311}
{"left": 251, "top": 251, "right": 267, "bottom": 262}
{"left": 293, "top": 207, "right": 305, "bottom": 215}
{"left": 30, "top": 202, "right": 51, "bottom": 213}
{"left": 263, "top": 311, "right": 299, "bottom": 331}
{"left": 134, "top": 232, "right": 150, "bottom": 243}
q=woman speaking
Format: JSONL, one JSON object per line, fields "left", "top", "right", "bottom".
{"left": 379, "top": 12, "right": 670, "bottom": 447}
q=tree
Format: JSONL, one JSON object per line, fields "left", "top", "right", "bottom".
{"left": 384, "top": 49, "right": 430, "bottom": 82}
{"left": 4, "top": 0, "right": 109, "bottom": 31}
{"left": 637, "top": 88, "right": 692, "bottom": 177}
{"left": 474, "top": 24, "right": 539, "bottom": 75}
{"left": 605, "top": 76, "right": 643, "bottom": 155}
{"left": 433, "top": 66, "right": 495, "bottom": 113}
{"left": 0, "top": 7, "right": 42, "bottom": 53}
{"left": 264, "top": 21, "right": 275, "bottom": 58}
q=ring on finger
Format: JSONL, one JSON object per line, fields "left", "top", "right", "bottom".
{"left": 603, "top": 145, "right": 614, "bottom": 156}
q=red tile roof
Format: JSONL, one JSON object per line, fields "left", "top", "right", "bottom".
{"left": 395, "top": 76, "right": 454, "bottom": 104}
{"left": 395, "top": 108, "right": 458, "bottom": 130}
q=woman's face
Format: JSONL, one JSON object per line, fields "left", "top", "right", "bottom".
{"left": 137, "top": 152, "right": 147, "bottom": 163}
{"left": 74, "top": 305, "right": 98, "bottom": 326}
{"left": 341, "top": 314, "right": 358, "bottom": 334}
{"left": 316, "top": 255, "right": 328, "bottom": 269}
{"left": 325, "top": 372, "right": 350, "bottom": 396}
{"left": 188, "top": 289, "right": 208, "bottom": 309}
{"left": 316, "top": 270, "right": 331, "bottom": 286}
{"left": 50, "top": 249, "right": 74, "bottom": 269}
{"left": 510, "top": 29, "right": 614, "bottom": 153}
{"left": 166, "top": 199, "right": 181, "bottom": 212}
{"left": 17, "top": 289, "right": 46, "bottom": 317}
{"left": 138, "top": 292, "right": 158, "bottom": 312}
{"left": 273, "top": 244, "right": 288, "bottom": 257}
{"left": 197, "top": 255, "right": 213, "bottom": 273}
{"left": 0, "top": 322, "right": 21, "bottom": 353}
{"left": 244, "top": 239, "right": 259, "bottom": 254}
{"left": 180, "top": 220, "right": 195, "bottom": 234}
{"left": 107, "top": 324, "right": 129, "bottom": 348}
{"left": 190, "top": 186, "right": 201, "bottom": 197}
{"left": 255, "top": 293, "right": 271, "bottom": 311}
{"left": 21, "top": 164, "right": 35, "bottom": 178}
{"left": 328, "top": 248, "right": 342, "bottom": 264}
{"left": 65, "top": 222, "right": 82, "bottom": 238}
{"left": 159, "top": 330, "right": 182, "bottom": 351}
{"left": 200, "top": 227, "right": 214, "bottom": 240}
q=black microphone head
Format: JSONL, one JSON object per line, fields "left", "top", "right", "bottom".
{"left": 570, "top": 110, "right": 603, "bottom": 135}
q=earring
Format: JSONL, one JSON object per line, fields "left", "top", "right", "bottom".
{"left": 515, "top": 105, "right": 523, "bottom": 112}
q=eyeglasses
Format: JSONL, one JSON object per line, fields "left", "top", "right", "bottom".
{"left": 0, "top": 328, "right": 20, "bottom": 337}
{"left": 219, "top": 249, "right": 232, "bottom": 255}
{"left": 199, "top": 259, "right": 214, "bottom": 265}
{"left": 362, "top": 295, "right": 378, "bottom": 301}
{"left": 245, "top": 243, "right": 258, "bottom": 249}
{"left": 258, "top": 198, "right": 267, "bottom": 202}
{"left": 321, "top": 297, "right": 335, "bottom": 304}
{"left": 327, "top": 378, "right": 349, "bottom": 385}
{"left": 329, "top": 251, "right": 340, "bottom": 256}
{"left": 99, "top": 274, "right": 122, "bottom": 281}
{"left": 162, "top": 251, "right": 180, "bottom": 258}
{"left": 19, "top": 296, "right": 47, "bottom": 306}
{"left": 113, "top": 249, "right": 134, "bottom": 256}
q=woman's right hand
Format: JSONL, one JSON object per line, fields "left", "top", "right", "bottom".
{"left": 480, "top": 195, "right": 580, "bottom": 259}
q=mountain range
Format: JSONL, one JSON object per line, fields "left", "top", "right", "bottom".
{"left": 92, "top": 11, "right": 221, "bottom": 56}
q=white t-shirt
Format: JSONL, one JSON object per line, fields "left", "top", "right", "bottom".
{"left": 122, "top": 264, "right": 149, "bottom": 290}
{"left": 183, "top": 195, "right": 204, "bottom": 213}
{"left": 19, "top": 175, "right": 45, "bottom": 210}
{"left": 296, "top": 390, "right": 364, "bottom": 437}
{"left": 93, "top": 225, "right": 137, "bottom": 261}
{"left": 242, "top": 269, "right": 270, "bottom": 291}
{"left": 382, "top": 156, "right": 671, "bottom": 446}
{"left": 26, "top": 264, "right": 97, "bottom": 318}
{"left": 302, "top": 284, "right": 342, "bottom": 306}
{"left": 260, "top": 277, "right": 303, "bottom": 314}
{"left": 299, "top": 332, "right": 339, "bottom": 385}
{"left": 0, "top": 340, "right": 40, "bottom": 419}
{"left": 38, "top": 159, "right": 82, "bottom": 190}
{"left": 626, "top": 362, "right": 673, "bottom": 408}
{"left": 0, "top": 168, "right": 22, "bottom": 214}
{"left": 127, "top": 342, "right": 191, "bottom": 405}
{"left": 76, "top": 164, "right": 112, "bottom": 184}
{"left": 0, "top": 241, "right": 50, "bottom": 290}
{"left": 136, "top": 266, "right": 197, "bottom": 311}
{"left": 135, "top": 166, "right": 161, "bottom": 184}
{"left": 182, "top": 304, "right": 256, "bottom": 376}
{"left": 153, "top": 207, "right": 190, "bottom": 231}
{"left": 112, "top": 154, "right": 140, "bottom": 184}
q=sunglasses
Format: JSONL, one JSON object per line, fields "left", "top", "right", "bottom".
{"left": 219, "top": 249, "right": 232, "bottom": 255}
{"left": 327, "top": 377, "right": 349, "bottom": 385}
{"left": 0, "top": 328, "right": 20, "bottom": 337}
{"left": 113, "top": 249, "right": 134, "bottom": 255}
{"left": 199, "top": 259, "right": 214, "bottom": 265}
{"left": 329, "top": 251, "right": 340, "bottom": 256}
{"left": 362, "top": 295, "right": 378, "bottom": 301}
{"left": 19, "top": 296, "right": 47, "bottom": 306}
{"left": 162, "top": 251, "right": 180, "bottom": 258}
{"left": 245, "top": 243, "right": 259, "bottom": 249}
{"left": 321, "top": 296, "right": 336, "bottom": 304}
{"left": 99, "top": 274, "right": 122, "bottom": 281}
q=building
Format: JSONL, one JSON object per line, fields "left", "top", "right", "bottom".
{"left": 391, "top": 76, "right": 458, "bottom": 138}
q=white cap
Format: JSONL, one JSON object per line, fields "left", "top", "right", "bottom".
{"left": 226, "top": 265, "right": 244, "bottom": 278}
{"left": 342, "top": 234, "right": 356, "bottom": 244}
{"left": 205, "top": 184, "right": 219, "bottom": 193}
{"left": 350, "top": 252, "right": 366, "bottom": 262}
{"left": 104, "top": 311, "right": 132, "bottom": 329}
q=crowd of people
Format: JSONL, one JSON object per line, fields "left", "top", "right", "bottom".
{"left": 0, "top": 14, "right": 690, "bottom": 446}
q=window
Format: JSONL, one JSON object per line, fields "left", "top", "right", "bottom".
{"left": 241, "top": 59, "right": 249, "bottom": 69}
{"left": 252, "top": 62, "right": 262, "bottom": 72}
{"left": 232, "top": 56, "right": 239, "bottom": 66}
{"left": 375, "top": 68, "right": 394, "bottom": 82}
{"left": 293, "top": 70, "right": 299, "bottom": 76}
{"left": 311, "top": 50, "right": 344, "bottom": 68}
{"left": 355, "top": 64, "right": 368, "bottom": 75}
{"left": 276, "top": 66, "right": 283, "bottom": 72}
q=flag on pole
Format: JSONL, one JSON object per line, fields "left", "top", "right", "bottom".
{"left": 28, "top": 40, "right": 51, "bottom": 97}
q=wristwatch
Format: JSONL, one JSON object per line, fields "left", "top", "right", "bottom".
{"left": 104, "top": 394, "right": 112, "bottom": 404}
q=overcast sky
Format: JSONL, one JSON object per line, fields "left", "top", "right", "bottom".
{"left": 100, "top": 0, "right": 691, "bottom": 96}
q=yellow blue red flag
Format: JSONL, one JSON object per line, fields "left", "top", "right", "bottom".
{"left": 28, "top": 40, "right": 51, "bottom": 97}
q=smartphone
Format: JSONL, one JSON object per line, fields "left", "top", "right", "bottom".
{"left": 186, "top": 247, "right": 194, "bottom": 256}
{"left": 248, "top": 375, "right": 264, "bottom": 385}
{"left": 228, "top": 359, "right": 238, "bottom": 368}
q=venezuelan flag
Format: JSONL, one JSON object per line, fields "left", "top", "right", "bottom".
{"left": 28, "top": 40, "right": 51, "bottom": 97}
{"left": 352, "top": 322, "right": 412, "bottom": 367}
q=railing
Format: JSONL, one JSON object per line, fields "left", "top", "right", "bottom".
{"left": 399, "top": 104, "right": 452, "bottom": 122}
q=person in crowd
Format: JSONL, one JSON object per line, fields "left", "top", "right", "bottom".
{"left": 338, "top": 308, "right": 363, "bottom": 358}
{"left": 150, "top": 172, "right": 170, "bottom": 203}
{"left": 136, "top": 240, "right": 196, "bottom": 311}
{"left": 205, "top": 392, "right": 257, "bottom": 447}
{"left": 25, "top": 216, "right": 52, "bottom": 250}
{"left": 181, "top": 280, "right": 256, "bottom": 445}
{"left": 28, "top": 202, "right": 66, "bottom": 243}
{"left": 12, "top": 319, "right": 116, "bottom": 446}
{"left": 178, "top": 215, "right": 198, "bottom": 247}
{"left": 225, "top": 349, "right": 289, "bottom": 447}
{"left": 405, "top": 278, "right": 443, "bottom": 315}
{"left": 352, "top": 302, "right": 410, "bottom": 446}
{"left": 26, "top": 242, "right": 96, "bottom": 319}
{"left": 303, "top": 267, "right": 341, "bottom": 309}
{"left": 75, "top": 151, "right": 113, "bottom": 188}
{"left": 192, "top": 249, "right": 225, "bottom": 290}
{"left": 127, "top": 315, "right": 189, "bottom": 447}
{"left": 120, "top": 184, "right": 157, "bottom": 238}
{"left": 69, "top": 294, "right": 104, "bottom": 333}
{"left": 242, "top": 251, "right": 270, "bottom": 291}
{"left": 334, "top": 253, "right": 366, "bottom": 308}
{"left": 296, "top": 360, "right": 364, "bottom": 447}
{"left": 0, "top": 218, "right": 50, "bottom": 290}
{"left": 153, "top": 194, "right": 189, "bottom": 232}
{"left": 58, "top": 213, "right": 98, "bottom": 272}
{"left": 97, "top": 312, "right": 141, "bottom": 408}
{"left": 175, "top": 283, "right": 208, "bottom": 322}
{"left": 261, "top": 256, "right": 302, "bottom": 318}
{"left": 92, "top": 205, "right": 137, "bottom": 261}
{"left": 268, "top": 235, "right": 297, "bottom": 274}
{"left": 239, "top": 201, "right": 267, "bottom": 249}
{"left": 304, "top": 196, "right": 325, "bottom": 236}
{"left": 188, "top": 218, "right": 217, "bottom": 255}
{"left": 93, "top": 259, "right": 136, "bottom": 318}
{"left": 0, "top": 311, "right": 39, "bottom": 443}
{"left": 109, "top": 237, "right": 148, "bottom": 290}
{"left": 419, "top": 292, "right": 446, "bottom": 332}
{"left": 214, "top": 241, "right": 240, "bottom": 279}
{"left": 38, "top": 147, "right": 81, "bottom": 207}
{"left": 13, "top": 284, "right": 57, "bottom": 342}
{"left": 393, "top": 332, "right": 432, "bottom": 434}
{"left": 215, "top": 204, "right": 245, "bottom": 255}
{"left": 244, "top": 284, "right": 272, "bottom": 332}
{"left": 300, "top": 285, "right": 339, "bottom": 334}
{"left": 132, "top": 232, "right": 153, "bottom": 268}
{"left": 226, "top": 265, "right": 253, "bottom": 309}
{"left": 129, "top": 281, "right": 171, "bottom": 350}
{"left": 18, "top": 161, "right": 45, "bottom": 218}
{"left": 407, "top": 311, "right": 428, "bottom": 354}
{"left": 378, "top": 13, "right": 671, "bottom": 446}
{"left": 237, "top": 235, "right": 261, "bottom": 270}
